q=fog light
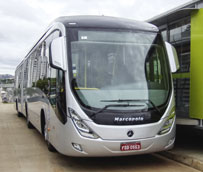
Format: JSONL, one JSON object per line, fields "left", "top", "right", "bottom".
{"left": 72, "top": 143, "right": 83, "bottom": 152}
{"left": 168, "top": 138, "right": 175, "bottom": 146}
{"left": 165, "top": 137, "right": 175, "bottom": 149}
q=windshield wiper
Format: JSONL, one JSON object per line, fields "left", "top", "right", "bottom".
{"left": 91, "top": 103, "right": 145, "bottom": 117}
{"left": 100, "top": 99, "right": 161, "bottom": 115}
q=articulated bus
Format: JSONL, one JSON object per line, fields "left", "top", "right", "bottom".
{"left": 15, "top": 16, "right": 179, "bottom": 157}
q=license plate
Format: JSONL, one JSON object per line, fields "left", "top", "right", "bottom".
{"left": 120, "top": 142, "right": 141, "bottom": 151}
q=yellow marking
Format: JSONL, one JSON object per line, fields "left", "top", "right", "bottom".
{"left": 74, "top": 87, "right": 99, "bottom": 90}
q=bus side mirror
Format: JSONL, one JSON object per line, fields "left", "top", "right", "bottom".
{"left": 50, "top": 37, "right": 67, "bottom": 71}
{"left": 165, "top": 42, "right": 180, "bottom": 73}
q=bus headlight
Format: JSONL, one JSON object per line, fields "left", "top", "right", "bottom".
{"left": 68, "top": 108, "right": 99, "bottom": 139}
{"left": 158, "top": 107, "right": 175, "bottom": 135}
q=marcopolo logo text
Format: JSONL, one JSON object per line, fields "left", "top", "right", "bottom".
{"left": 114, "top": 117, "right": 144, "bottom": 122}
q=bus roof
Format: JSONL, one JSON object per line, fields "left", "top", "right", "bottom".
{"left": 15, "top": 15, "right": 159, "bottom": 71}
{"left": 54, "top": 15, "right": 159, "bottom": 32}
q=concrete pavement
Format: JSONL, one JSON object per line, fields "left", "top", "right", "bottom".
{"left": 0, "top": 99, "right": 201, "bottom": 172}
{"left": 160, "top": 125, "right": 203, "bottom": 171}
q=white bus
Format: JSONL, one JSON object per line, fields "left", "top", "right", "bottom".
{"left": 15, "top": 16, "right": 179, "bottom": 157}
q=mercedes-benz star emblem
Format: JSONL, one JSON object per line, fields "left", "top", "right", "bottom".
{"left": 127, "top": 130, "right": 134, "bottom": 137}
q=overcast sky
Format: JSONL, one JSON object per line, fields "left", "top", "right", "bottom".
{"left": 0, "top": 0, "right": 191, "bottom": 75}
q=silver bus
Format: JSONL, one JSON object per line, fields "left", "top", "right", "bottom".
{"left": 14, "top": 16, "right": 179, "bottom": 157}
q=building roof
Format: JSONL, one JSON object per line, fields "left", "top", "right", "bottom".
{"left": 148, "top": 0, "right": 200, "bottom": 26}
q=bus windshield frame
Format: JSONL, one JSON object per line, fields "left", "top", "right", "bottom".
{"left": 67, "top": 28, "right": 171, "bottom": 112}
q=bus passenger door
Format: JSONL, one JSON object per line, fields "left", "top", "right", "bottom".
{"left": 49, "top": 68, "right": 67, "bottom": 148}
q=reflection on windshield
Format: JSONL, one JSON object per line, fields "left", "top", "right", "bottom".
{"left": 70, "top": 30, "right": 170, "bottom": 110}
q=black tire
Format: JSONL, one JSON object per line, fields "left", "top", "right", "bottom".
{"left": 25, "top": 104, "right": 34, "bottom": 129}
{"left": 17, "top": 112, "right": 23, "bottom": 117}
{"left": 16, "top": 100, "right": 22, "bottom": 117}
{"left": 47, "top": 141, "right": 56, "bottom": 152}
{"left": 26, "top": 113, "right": 34, "bottom": 129}
{"left": 43, "top": 122, "right": 56, "bottom": 152}
{"left": 16, "top": 100, "right": 18, "bottom": 111}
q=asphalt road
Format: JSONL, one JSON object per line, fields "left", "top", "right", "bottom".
{"left": 0, "top": 99, "right": 200, "bottom": 172}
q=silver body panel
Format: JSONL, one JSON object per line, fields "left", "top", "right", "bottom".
{"left": 58, "top": 120, "right": 175, "bottom": 157}
{"left": 47, "top": 85, "right": 175, "bottom": 156}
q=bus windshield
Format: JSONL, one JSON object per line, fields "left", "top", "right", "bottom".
{"left": 69, "top": 29, "right": 171, "bottom": 111}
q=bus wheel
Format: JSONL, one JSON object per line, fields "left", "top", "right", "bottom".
{"left": 16, "top": 100, "right": 22, "bottom": 117}
{"left": 26, "top": 106, "right": 34, "bottom": 129}
{"left": 17, "top": 112, "right": 23, "bottom": 117}
{"left": 43, "top": 123, "right": 56, "bottom": 152}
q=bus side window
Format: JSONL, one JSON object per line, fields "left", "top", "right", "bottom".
{"left": 56, "top": 70, "right": 67, "bottom": 124}
{"left": 49, "top": 68, "right": 57, "bottom": 107}
{"left": 49, "top": 67, "right": 67, "bottom": 124}
{"left": 45, "top": 30, "right": 66, "bottom": 123}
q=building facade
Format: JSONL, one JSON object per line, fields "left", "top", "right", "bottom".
{"left": 149, "top": 0, "right": 203, "bottom": 125}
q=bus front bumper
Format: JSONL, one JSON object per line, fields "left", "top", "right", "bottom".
{"left": 59, "top": 121, "right": 175, "bottom": 157}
